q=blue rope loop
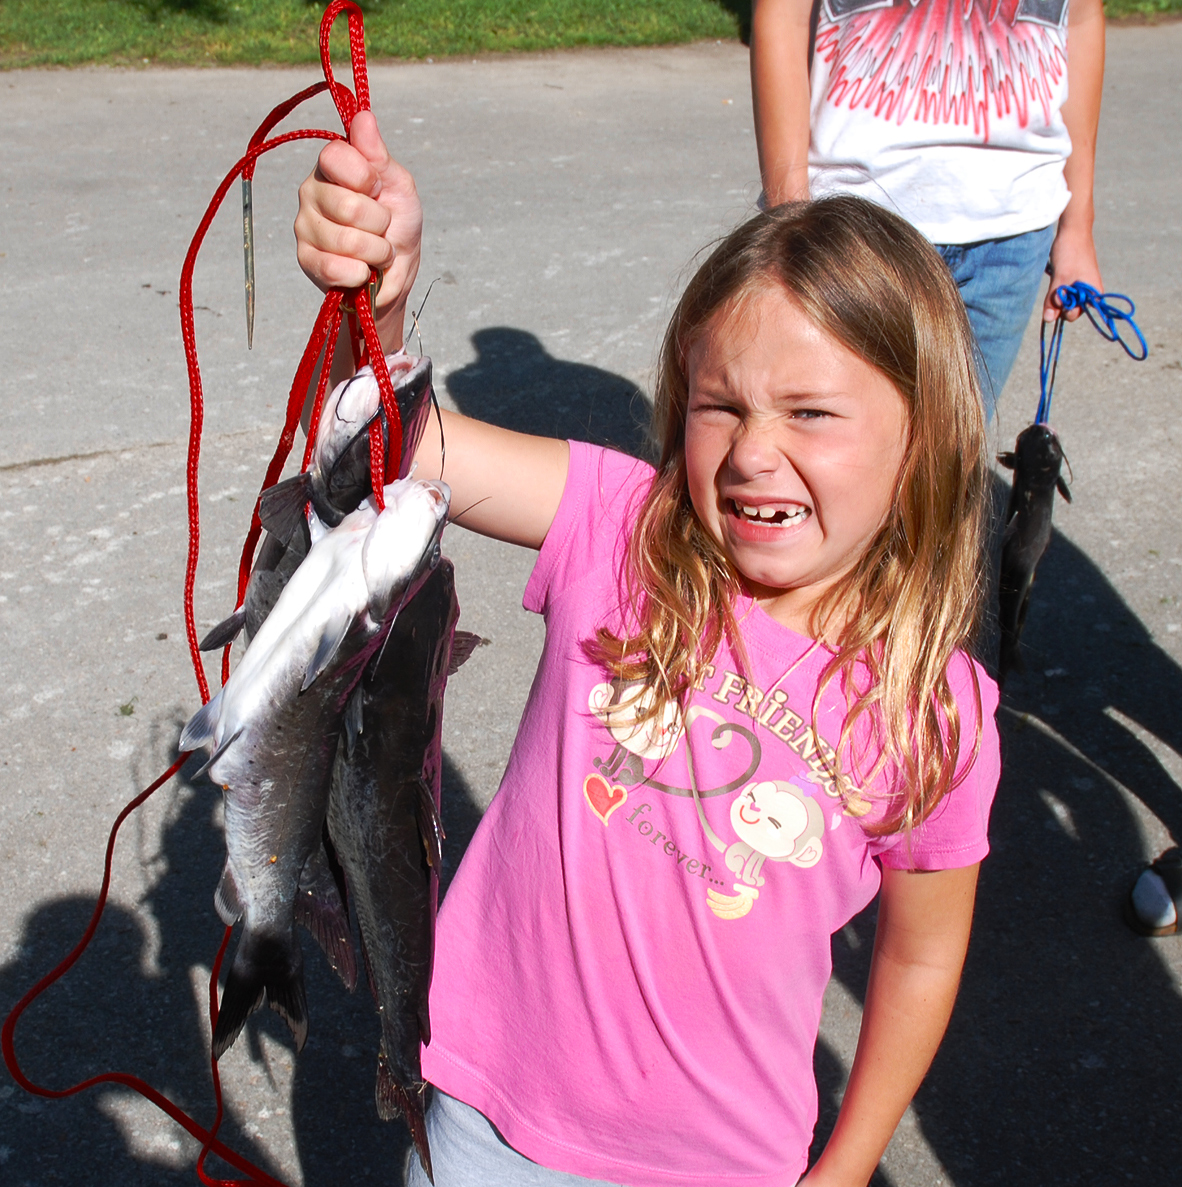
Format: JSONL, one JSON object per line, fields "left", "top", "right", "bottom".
{"left": 1036, "top": 281, "right": 1149, "bottom": 425}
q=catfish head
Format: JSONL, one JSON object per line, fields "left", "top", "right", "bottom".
{"left": 998, "top": 423, "right": 1072, "bottom": 504}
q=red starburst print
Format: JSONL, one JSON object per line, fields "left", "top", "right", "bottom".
{"left": 816, "top": 0, "right": 1068, "bottom": 139}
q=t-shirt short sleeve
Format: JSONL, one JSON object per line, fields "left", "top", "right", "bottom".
{"left": 524, "top": 440, "right": 654, "bottom": 617}
{"left": 877, "top": 656, "right": 1001, "bottom": 872}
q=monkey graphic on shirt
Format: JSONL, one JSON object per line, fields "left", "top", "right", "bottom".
{"left": 585, "top": 680, "right": 829, "bottom": 919}
{"left": 704, "top": 778, "right": 826, "bottom": 920}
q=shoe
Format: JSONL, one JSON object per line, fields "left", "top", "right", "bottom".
{"left": 1124, "top": 849, "right": 1182, "bottom": 937}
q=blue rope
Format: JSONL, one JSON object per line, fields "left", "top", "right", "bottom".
{"left": 1037, "top": 281, "right": 1148, "bottom": 425}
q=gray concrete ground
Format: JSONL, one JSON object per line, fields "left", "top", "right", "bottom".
{"left": 1, "top": 25, "right": 1180, "bottom": 1187}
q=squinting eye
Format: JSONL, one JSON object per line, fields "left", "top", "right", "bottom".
{"left": 690, "top": 401, "right": 738, "bottom": 417}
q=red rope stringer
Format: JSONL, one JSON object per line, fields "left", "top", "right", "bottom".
{"left": 1, "top": 5, "right": 400, "bottom": 1184}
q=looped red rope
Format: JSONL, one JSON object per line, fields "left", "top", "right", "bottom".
{"left": 1, "top": 4, "right": 404, "bottom": 1184}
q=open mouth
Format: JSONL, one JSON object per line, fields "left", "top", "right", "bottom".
{"left": 730, "top": 499, "right": 810, "bottom": 528}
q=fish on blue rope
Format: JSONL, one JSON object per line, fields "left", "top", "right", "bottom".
{"left": 997, "top": 282, "right": 1148, "bottom": 685}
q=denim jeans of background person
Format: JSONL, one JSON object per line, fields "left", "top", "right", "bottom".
{"left": 938, "top": 223, "right": 1058, "bottom": 422}
{"left": 750, "top": 0, "right": 1106, "bottom": 420}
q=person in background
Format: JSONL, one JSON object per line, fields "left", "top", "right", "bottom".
{"left": 750, "top": 0, "right": 1106, "bottom": 420}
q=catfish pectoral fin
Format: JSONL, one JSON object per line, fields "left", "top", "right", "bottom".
{"left": 376, "top": 1051, "right": 433, "bottom": 1183}
{"left": 295, "top": 843, "right": 358, "bottom": 992}
{"left": 191, "top": 726, "right": 243, "bottom": 782}
{"left": 199, "top": 608, "right": 247, "bottom": 652}
{"left": 414, "top": 778, "right": 445, "bottom": 870}
{"left": 212, "top": 930, "right": 308, "bottom": 1059}
{"left": 997, "top": 452, "right": 1017, "bottom": 470}
{"left": 343, "top": 684, "right": 365, "bottom": 757}
{"left": 214, "top": 861, "right": 243, "bottom": 925}
{"left": 301, "top": 609, "right": 353, "bottom": 692}
{"left": 1057, "top": 475, "right": 1072, "bottom": 503}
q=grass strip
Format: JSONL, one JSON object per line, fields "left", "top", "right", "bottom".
{"left": 1, "top": 0, "right": 1175, "bottom": 70}
{"left": 0, "top": 0, "right": 745, "bottom": 69}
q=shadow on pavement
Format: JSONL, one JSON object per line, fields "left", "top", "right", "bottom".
{"left": 0, "top": 732, "right": 487, "bottom": 1186}
{"left": 445, "top": 327, "right": 653, "bottom": 459}
{"left": 0, "top": 740, "right": 283, "bottom": 1187}
{"left": 813, "top": 503, "right": 1182, "bottom": 1184}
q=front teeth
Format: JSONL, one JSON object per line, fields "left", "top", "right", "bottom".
{"left": 735, "top": 500, "right": 808, "bottom": 526}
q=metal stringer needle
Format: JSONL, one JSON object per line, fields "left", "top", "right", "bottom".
{"left": 242, "top": 176, "right": 256, "bottom": 349}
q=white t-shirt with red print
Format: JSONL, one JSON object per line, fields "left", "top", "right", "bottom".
{"left": 809, "top": 0, "right": 1074, "bottom": 243}
{"left": 421, "top": 442, "right": 1000, "bottom": 1186}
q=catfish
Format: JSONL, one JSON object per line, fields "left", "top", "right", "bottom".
{"left": 180, "top": 476, "right": 450, "bottom": 1058}
{"left": 997, "top": 423, "right": 1071, "bottom": 684}
{"left": 327, "top": 559, "right": 482, "bottom": 1183}
{"left": 200, "top": 354, "right": 435, "bottom": 653}
{"left": 260, "top": 353, "right": 435, "bottom": 542}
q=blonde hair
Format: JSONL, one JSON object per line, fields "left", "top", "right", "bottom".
{"left": 587, "top": 197, "right": 990, "bottom": 831}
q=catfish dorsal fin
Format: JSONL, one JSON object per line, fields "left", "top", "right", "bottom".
{"left": 258, "top": 474, "right": 312, "bottom": 544}
{"left": 447, "top": 631, "right": 488, "bottom": 676}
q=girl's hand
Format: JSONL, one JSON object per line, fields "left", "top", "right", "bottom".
{"left": 294, "top": 110, "right": 422, "bottom": 352}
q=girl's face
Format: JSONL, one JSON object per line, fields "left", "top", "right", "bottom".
{"left": 684, "top": 286, "right": 908, "bottom": 632}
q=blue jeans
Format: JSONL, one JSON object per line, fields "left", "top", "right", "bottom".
{"left": 403, "top": 1092, "right": 627, "bottom": 1187}
{"left": 403, "top": 1091, "right": 794, "bottom": 1187}
{"left": 937, "top": 223, "right": 1056, "bottom": 423}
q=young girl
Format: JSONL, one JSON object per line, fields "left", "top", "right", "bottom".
{"left": 295, "top": 112, "right": 999, "bottom": 1187}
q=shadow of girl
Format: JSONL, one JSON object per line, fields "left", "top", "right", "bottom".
{"left": 820, "top": 520, "right": 1182, "bottom": 1185}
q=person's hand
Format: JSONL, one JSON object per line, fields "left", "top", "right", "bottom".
{"left": 1042, "top": 222, "right": 1102, "bottom": 323}
{"left": 295, "top": 110, "right": 422, "bottom": 350}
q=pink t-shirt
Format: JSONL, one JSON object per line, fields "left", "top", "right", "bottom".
{"left": 422, "top": 442, "right": 999, "bottom": 1186}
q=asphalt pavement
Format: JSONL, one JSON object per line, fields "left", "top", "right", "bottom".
{"left": 1, "top": 25, "right": 1181, "bottom": 1187}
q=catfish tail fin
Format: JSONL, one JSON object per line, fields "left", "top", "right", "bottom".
{"left": 376, "top": 1051, "right": 433, "bottom": 1182}
{"left": 212, "top": 928, "right": 308, "bottom": 1059}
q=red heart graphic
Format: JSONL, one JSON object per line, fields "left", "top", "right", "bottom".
{"left": 583, "top": 772, "right": 627, "bottom": 825}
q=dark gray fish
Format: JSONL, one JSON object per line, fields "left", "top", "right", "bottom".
{"left": 327, "top": 559, "right": 482, "bottom": 1182}
{"left": 997, "top": 423, "right": 1072, "bottom": 684}
{"left": 260, "top": 354, "right": 435, "bottom": 543}
{"left": 180, "top": 477, "right": 450, "bottom": 1058}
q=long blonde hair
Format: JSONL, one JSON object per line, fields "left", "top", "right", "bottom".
{"left": 587, "top": 197, "right": 990, "bottom": 831}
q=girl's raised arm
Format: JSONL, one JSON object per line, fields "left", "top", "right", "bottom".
{"left": 413, "top": 410, "right": 568, "bottom": 551}
{"left": 294, "top": 112, "right": 570, "bottom": 551}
